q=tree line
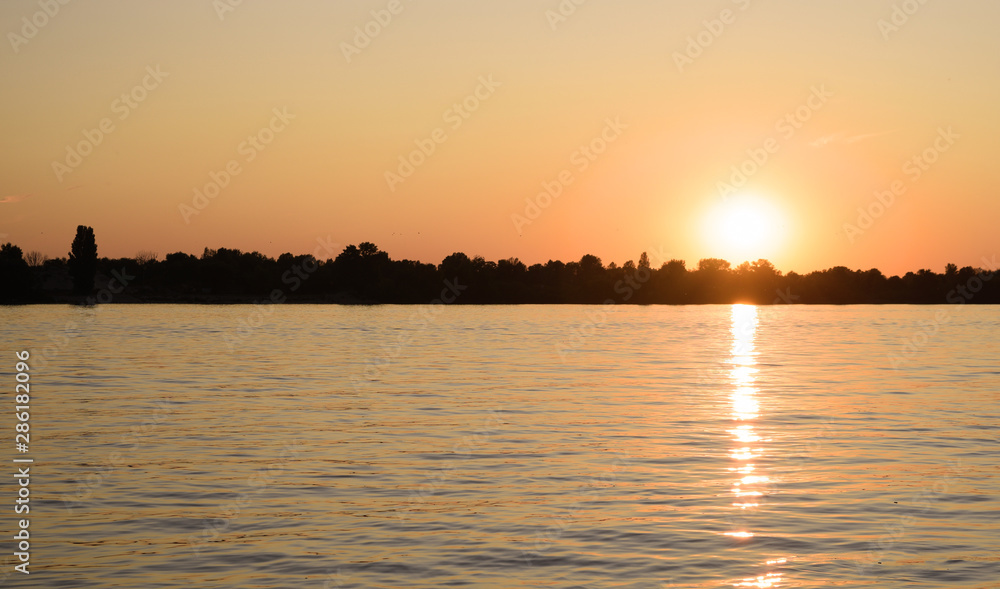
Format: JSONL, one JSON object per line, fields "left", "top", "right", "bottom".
{"left": 1, "top": 226, "right": 998, "bottom": 304}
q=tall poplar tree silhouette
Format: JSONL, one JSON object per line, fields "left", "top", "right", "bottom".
{"left": 68, "top": 225, "right": 98, "bottom": 295}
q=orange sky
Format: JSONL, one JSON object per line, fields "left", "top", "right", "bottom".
{"left": 1, "top": 0, "right": 998, "bottom": 275}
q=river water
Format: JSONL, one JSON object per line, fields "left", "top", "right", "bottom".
{"left": 0, "top": 304, "right": 997, "bottom": 588}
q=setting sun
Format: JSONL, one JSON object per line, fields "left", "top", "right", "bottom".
{"left": 1, "top": 2, "right": 999, "bottom": 586}
{"left": 703, "top": 194, "right": 787, "bottom": 263}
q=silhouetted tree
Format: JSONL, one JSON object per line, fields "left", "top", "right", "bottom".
{"left": 733, "top": 259, "right": 780, "bottom": 303}
{"left": 652, "top": 259, "right": 688, "bottom": 303}
{"left": 135, "top": 250, "right": 158, "bottom": 265}
{"left": 1, "top": 243, "right": 32, "bottom": 302}
{"left": 576, "top": 254, "right": 607, "bottom": 302}
{"left": 693, "top": 258, "right": 733, "bottom": 303}
{"left": 494, "top": 257, "right": 529, "bottom": 302}
{"left": 638, "top": 252, "right": 650, "bottom": 270}
{"left": 697, "top": 258, "right": 731, "bottom": 273}
{"left": 439, "top": 252, "right": 474, "bottom": 283}
{"left": 68, "top": 225, "right": 98, "bottom": 295}
{"left": 3, "top": 233, "right": 1000, "bottom": 304}
{"left": 358, "top": 242, "right": 380, "bottom": 258}
{"left": 24, "top": 250, "right": 47, "bottom": 267}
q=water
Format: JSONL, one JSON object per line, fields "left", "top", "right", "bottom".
{"left": 0, "top": 304, "right": 998, "bottom": 588}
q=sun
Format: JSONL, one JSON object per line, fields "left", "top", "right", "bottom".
{"left": 703, "top": 194, "right": 786, "bottom": 262}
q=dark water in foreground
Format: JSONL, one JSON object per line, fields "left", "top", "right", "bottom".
{"left": 0, "top": 304, "right": 998, "bottom": 588}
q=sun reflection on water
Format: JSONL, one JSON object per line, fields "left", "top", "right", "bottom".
{"left": 725, "top": 304, "right": 788, "bottom": 587}
{"left": 733, "top": 572, "right": 783, "bottom": 588}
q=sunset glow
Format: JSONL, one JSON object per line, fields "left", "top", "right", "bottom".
{"left": 1, "top": 2, "right": 998, "bottom": 274}
{"left": 704, "top": 194, "right": 786, "bottom": 263}
{"left": 1, "top": 2, "right": 997, "bottom": 582}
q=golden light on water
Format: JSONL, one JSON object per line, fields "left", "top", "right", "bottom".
{"left": 730, "top": 304, "right": 759, "bottom": 360}
{"left": 731, "top": 425, "right": 761, "bottom": 443}
{"left": 725, "top": 305, "right": 789, "bottom": 587}
{"left": 732, "top": 394, "right": 760, "bottom": 420}
{"left": 731, "top": 366, "right": 757, "bottom": 385}
{"left": 733, "top": 572, "right": 784, "bottom": 588}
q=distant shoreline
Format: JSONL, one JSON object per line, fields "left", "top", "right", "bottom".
{"left": 6, "top": 299, "right": 1000, "bottom": 307}
{"left": 3, "top": 240, "right": 998, "bottom": 306}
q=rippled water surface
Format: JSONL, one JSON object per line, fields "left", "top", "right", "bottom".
{"left": 1, "top": 304, "right": 998, "bottom": 588}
